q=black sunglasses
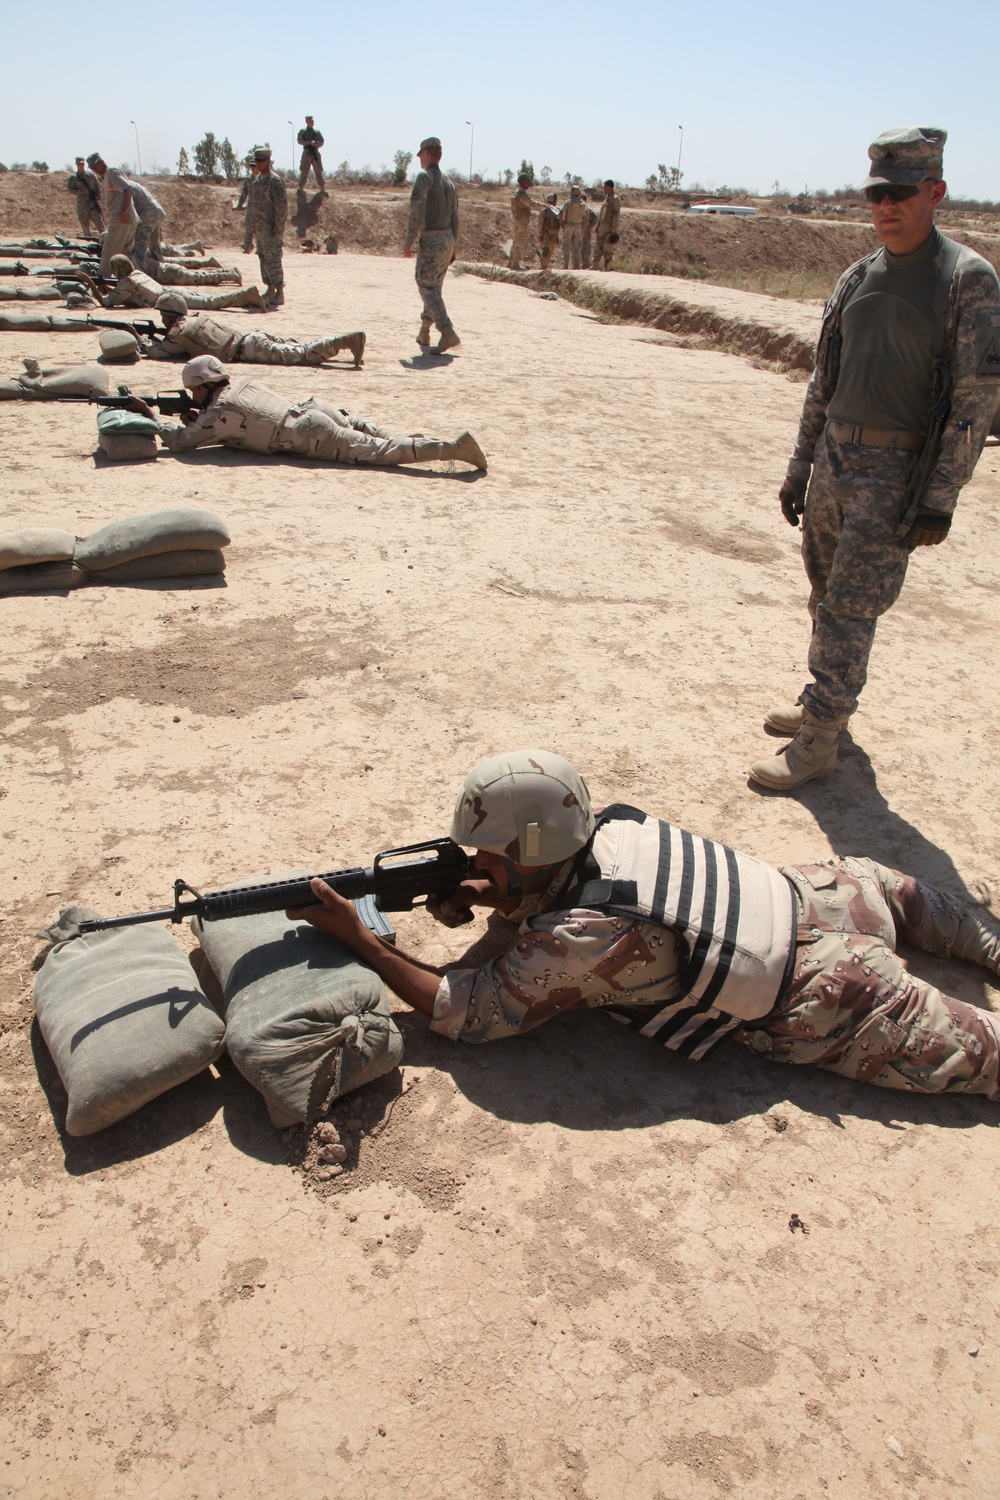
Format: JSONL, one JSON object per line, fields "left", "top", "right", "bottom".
{"left": 864, "top": 184, "right": 922, "bottom": 204}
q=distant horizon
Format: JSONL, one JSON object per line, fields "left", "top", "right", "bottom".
{"left": 0, "top": 0, "right": 996, "bottom": 201}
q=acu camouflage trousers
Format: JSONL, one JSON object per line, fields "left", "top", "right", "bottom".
{"left": 75, "top": 197, "right": 104, "bottom": 237}
{"left": 414, "top": 229, "right": 454, "bottom": 333}
{"left": 256, "top": 231, "right": 284, "bottom": 289}
{"left": 800, "top": 425, "right": 917, "bottom": 722}
{"left": 740, "top": 858, "right": 1000, "bottom": 1099}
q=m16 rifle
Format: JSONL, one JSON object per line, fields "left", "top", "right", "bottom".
{"left": 46, "top": 388, "right": 197, "bottom": 416}
{"left": 76, "top": 838, "right": 478, "bottom": 934}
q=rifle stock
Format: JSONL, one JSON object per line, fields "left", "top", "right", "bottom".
{"left": 76, "top": 838, "right": 479, "bottom": 934}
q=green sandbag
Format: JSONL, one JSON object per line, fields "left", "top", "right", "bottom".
{"left": 96, "top": 408, "right": 159, "bottom": 437}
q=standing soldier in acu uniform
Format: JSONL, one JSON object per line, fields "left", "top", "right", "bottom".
{"left": 235, "top": 154, "right": 256, "bottom": 254}
{"left": 508, "top": 174, "right": 536, "bottom": 269}
{"left": 537, "top": 193, "right": 560, "bottom": 270}
{"left": 66, "top": 157, "right": 104, "bottom": 238}
{"left": 404, "top": 136, "right": 460, "bottom": 355}
{"left": 285, "top": 750, "right": 1000, "bottom": 1105}
{"left": 559, "top": 185, "right": 586, "bottom": 268}
{"left": 297, "top": 117, "right": 325, "bottom": 192}
{"left": 249, "top": 146, "right": 288, "bottom": 310}
{"left": 593, "top": 179, "right": 621, "bottom": 268}
{"left": 752, "top": 127, "right": 1000, "bottom": 791}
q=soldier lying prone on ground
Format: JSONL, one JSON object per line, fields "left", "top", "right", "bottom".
{"left": 145, "top": 294, "right": 365, "bottom": 367}
{"left": 285, "top": 750, "right": 1000, "bottom": 1103}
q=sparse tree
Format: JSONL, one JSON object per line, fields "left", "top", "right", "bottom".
{"left": 503, "top": 168, "right": 514, "bottom": 186}
{"left": 518, "top": 159, "right": 534, "bottom": 186}
{"left": 645, "top": 173, "right": 658, "bottom": 192}
{"left": 392, "top": 148, "right": 412, "bottom": 186}
{"left": 192, "top": 132, "right": 220, "bottom": 178}
{"left": 218, "top": 138, "right": 240, "bottom": 182}
{"left": 539, "top": 164, "right": 552, "bottom": 185}
{"left": 10, "top": 162, "right": 26, "bottom": 172}
{"left": 177, "top": 146, "right": 190, "bottom": 176}
{"left": 30, "top": 160, "right": 49, "bottom": 173}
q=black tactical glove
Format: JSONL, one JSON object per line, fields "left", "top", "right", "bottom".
{"left": 907, "top": 512, "right": 952, "bottom": 550}
{"left": 779, "top": 474, "right": 807, "bottom": 527}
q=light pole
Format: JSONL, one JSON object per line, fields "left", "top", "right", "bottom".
{"left": 130, "top": 120, "right": 142, "bottom": 175}
{"left": 288, "top": 121, "right": 295, "bottom": 175}
{"left": 676, "top": 125, "right": 683, "bottom": 182}
{"left": 466, "top": 120, "right": 474, "bottom": 182}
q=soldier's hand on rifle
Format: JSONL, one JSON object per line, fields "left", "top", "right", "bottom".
{"left": 125, "top": 396, "right": 155, "bottom": 419}
{"left": 779, "top": 475, "right": 807, "bottom": 527}
{"left": 426, "top": 878, "right": 496, "bottom": 928}
{"left": 287, "top": 878, "right": 363, "bottom": 940}
{"left": 907, "top": 513, "right": 952, "bottom": 550}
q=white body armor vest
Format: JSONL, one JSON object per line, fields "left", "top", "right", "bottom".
{"left": 563, "top": 806, "right": 796, "bottom": 1057}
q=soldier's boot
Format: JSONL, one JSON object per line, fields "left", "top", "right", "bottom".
{"left": 748, "top": 710, "right": 846, "bottom": 791}
{"left": 236, "top": 286, "right": 267, "bottom": 311}
{"left": 265, "top": 285, "right": 284, "bottom": 311}
{"left": 441, "top": 431, "right": 487, "bottom": 470}
{"left": 337, "top": 331, "right": 366, "bottom": 366}
{"left": 433, "top": 327, "right": 461, "bottom": 355}
{"left": 416, "top": 319, "right": 432, "bottom": 348}
{"left": 765, "top": 701, "right": 805, "bottom": 736}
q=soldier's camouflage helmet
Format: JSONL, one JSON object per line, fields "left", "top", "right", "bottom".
{"left": 450, "top": 750, "right": 594, "bottom": 867}
{"left": 862, "top": 127, "right": 947, "bottom": 188}
{"left": 109, "top": 254, "right": 133, "bottom": 276}
{"left": 155, "top": 291, "right": 188, "bottom": 315}
{"left": 181, "top": 354, "right": 228, "bottom": 389}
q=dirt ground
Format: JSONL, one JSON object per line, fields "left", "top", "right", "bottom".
{"left": 2, "top": 252, "right": 1000, "bottom": 1499}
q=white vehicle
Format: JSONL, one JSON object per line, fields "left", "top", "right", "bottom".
{"left": 685, "top": 202, "right": 757, "bottom": 217}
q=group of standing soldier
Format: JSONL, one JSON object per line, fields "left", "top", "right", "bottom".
{"left": 510, "top": 177, "right": 621, "bottom": 271}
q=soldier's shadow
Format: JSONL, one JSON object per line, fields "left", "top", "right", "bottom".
{"left": 398, "top": 354, "right": 457, "bottom": 371}
{"left": 292, "top": 190, "right": 325, "bottom": 235}
{"left": 752, "top": 732, "right": 997, "bottom": 1005}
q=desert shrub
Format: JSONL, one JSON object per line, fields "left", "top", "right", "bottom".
{"left": 177, "top": 146, "right": 190, "bottom": 175}
{"left": 30, "top": 161, "right": 49, "bottom": 173}
{"left": 392, "top": 149, "right": 412, "bottom": 186}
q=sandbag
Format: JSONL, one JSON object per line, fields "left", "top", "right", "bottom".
{"left": 96, "top": 408, "right": 159, "bottom": 437}
{"left": 0, "top": 313, "right": 81, "bottom": 332}
{"left": 75, "top": 506, "right": 230, "bottom": 567}
{"left": 34, "top": 908, "right": 225, "bottom": 1136}
{"left": 0, "top": 561, "right": 85, "bottom": 594}
{"left": 0, "top": 527, "right": 76, "bottom": 569}
{"left": 87, "top": 548, "right": 225, "bottom": 581}
{"left": 0, "top": 285, "right": 60, "bottom": 301}
{"left": 193, "top": 878, "right": 403, "bottom": 1126}
{"left": 14, "top": 363, "right": 110, "bottom": 399}
{"left": 98, "top": 328, "right": 139, "bottom": 362}
{"left": 97, "top": 433, "right": 159, "bottom": 462}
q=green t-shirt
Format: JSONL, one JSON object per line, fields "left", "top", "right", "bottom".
{"left": 827, "top": 227, "right": 943, "bottom": 433}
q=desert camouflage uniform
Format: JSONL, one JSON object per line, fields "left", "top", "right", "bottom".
{"left": 537, "top": 203, "right": 560, "bottom": 270}
{"left": 509, "top": 187, "right": 534, "bottom": 269}
{"left": 105, "top": 267, "right": 262, "bottom": 312}
{"left": 159, "top": 263, "right": 243, "bottom": 287}
{"left": 431, "top": 851, "right": 1000, "bottom": 1100}
{"left": 594, "top": 191, "right": 621, "bottom": 268}
{"left": 249, "top": 171, "right": 288, "bottom": 290}
{"left": 66, "top": 169, "right": 104, "bottom": 237}
{"left": 406, "top": 165, "right": 458, "bottom": 334}
{"left": 581, "top": 204, "right": 598, "bottom": 269}
{"left": 127, "top": 179, "right": 166, "bottom": 272}
{"left": 560, "top": 192, "right": 586, "bottom": 269}
{"left": 236, "top": 172, "right": 255, "bottom": 253}
{"left": 297, "top": 126, "right": 325, "bottom": 191}
{"left": 147, "top": 312, "right": 358, "bottom": 365}
{"left": 787, "top": 236, "right": 1000, "bottom": 722}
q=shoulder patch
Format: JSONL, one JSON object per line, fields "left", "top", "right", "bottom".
{"left": 976, "top": 310, "right": 1000, "bottom": 378}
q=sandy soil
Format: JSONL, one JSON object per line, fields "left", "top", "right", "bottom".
{"left": 1, "top": 253, "right": 1000, "bottom": 1499}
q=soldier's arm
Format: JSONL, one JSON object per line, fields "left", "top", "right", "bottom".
{"left": 919, "top": 263, "right": 1000, "bottom": 518}
{"left": 450, "top": 186, "right": 459, "bottom": 241}
{"left": 404, "top": 172, "right": 429, "bottom": 250}
{"left": 272, "top": 178, "right": 287, "bottom": 237}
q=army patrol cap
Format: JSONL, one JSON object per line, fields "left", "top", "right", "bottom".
{"left": 182, "top": 354, "right": 228, "bottom": 389}
{"left": 155, "top": 291, "right": 188, "bottom": 315}
{"left": 862, "top": 127, "right": 947, "bottom": 188}
{"left": 419, "top": 136, "right": 442, "bottom": 153}
{"left": 254, "top": 146, "right": 272, "bottom": 163}
{"left": 450, "top": 750, "right": 595, "bottom": 867}
{"left": 109, "top": 254, "right": 133, "bottom": 276}
{"left": 85, "top": 152, "right": 101, "bottom": 168}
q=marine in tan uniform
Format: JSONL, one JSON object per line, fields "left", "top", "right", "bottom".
{"left": 751, "top": 127, "right": 1000, "bottom": 791}
{"left": 537, "top": 193, "right": 560, "bottom": 270}
{"left": 147, "top": 294, "right": 365, "bottom": 367}
{"left": 66, "top": 158, "right": 104, "bottom": 238}
{"left": 508, "top": 175, "right": 537, "bottom": 269}
{"left": 559, "top": 185, "right": 586, "bottom": 269}
{"left": 404, "top": 136, "right": 460, "bottom": 354}
{"left": 580, "top": 199, "right": 598, "bottom": 269}
{"left": 282, "top": 749, "right": 1000, "bottom": 1105}
{"left": 593, "top": 179, "right": 621, "bottom": 268}
{"left": 135, "top": 355, "right": 487, "bottom": 470}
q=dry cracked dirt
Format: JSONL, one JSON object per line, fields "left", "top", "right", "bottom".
{"left": 1, "top": 253, "right": 999, "bottom": 1499}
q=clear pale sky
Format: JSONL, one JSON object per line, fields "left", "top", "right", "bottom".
{"left": 1, "top": 0, "right": 996, "bottom": 199}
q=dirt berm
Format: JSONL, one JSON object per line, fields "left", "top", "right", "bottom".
{"left": 3, "top": 171, "right": 998, "bottom": 282}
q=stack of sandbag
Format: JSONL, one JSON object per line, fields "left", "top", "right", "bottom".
{"left": 0, "top": 507, "right": 230, "bottom": 594}
{"left": 33, "top": 907, "right": 226, "bottom": 1136}
{"left": 0, "top": 311, "right": 85, "bottom": 332}
{"left": 75, "top": 507, "right": 230, "bottom": 583}
{"left": 192, "top": 877, "right": 404, "bottom": 1127}
{"left": 0, "top": 284, "right": 61, "bottom": 301}
{"left": 0, "top": 360, "right": 110, "bottom": 401}
{"left": 97, "top": 329, "right": 140, "bottom": 363}
{"left": 95, "top": 407, "right": 158, "bottom": 460}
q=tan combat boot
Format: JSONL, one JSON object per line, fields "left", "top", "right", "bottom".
{"left": 239, "top": 286, "right": 267, "bottom": 311}
{"left": 442, "top": 431, "right": 487, "bottom": 469}
{"left": 748, "top": 710, "right": 846, "bottom": 791}
{"left": 338, "top": 331, "right": 366, "bottom": 366}
{"left": 433, "top": 328, "right": 461, "bottom": 355}
{"left": 416, "top": 319, "right": 432, "bottom": 347}
{"left": 764, "top": 701, "right": 805, "bottom": 736}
